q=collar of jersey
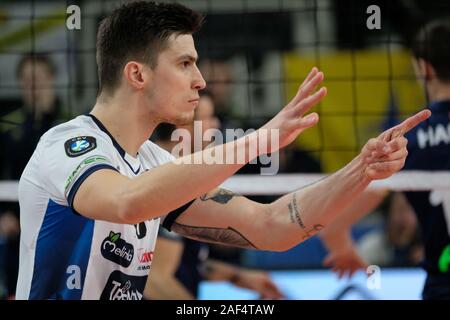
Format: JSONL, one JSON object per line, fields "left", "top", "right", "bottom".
{"left": 87, "top": 114, "right": 141, "bottom": 175}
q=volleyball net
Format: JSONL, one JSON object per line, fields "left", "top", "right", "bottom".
{"left": 1, "top": 0, "right": 449, "bottom": 173}
{"left": 0, "top": 0, "right": 449, "bottom": 277}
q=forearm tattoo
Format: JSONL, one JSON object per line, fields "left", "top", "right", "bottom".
{"left": 288, "top": 192, "right": 305, "bottom": 229}
{"left": 200, "top": 188, "right": 240, "bottom": 204}
{"left": 288, "top": 192, "right": 324, "bottom": 240}
{"left": 171, "top": 222, "right": 257, "bottom": 249}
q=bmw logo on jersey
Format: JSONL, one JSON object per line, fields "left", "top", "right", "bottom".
{"left": 65, "top": 136, "right": 97, "bottom": 157}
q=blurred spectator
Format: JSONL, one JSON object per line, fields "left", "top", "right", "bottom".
{"left": 152, "top": 91, "right": 241, "bottom": 265}
{"left": 199, "top": 58, "right": 322, "bottom": 176}
{"left": 1, "top": 53, "right": 66, "bottom": 178}
{"left": 0, "top": 53, "right": 65, "bottom": 299}
{"left": 356, "top": 192, "right": 424, "bottom": 267}
{"left": 320, "top": 191, "right": 424, "bottom": 279}
{"left": 145, "top": 228, "right": 283, "bottom": 300}
{"left": 199, "top": 59, "right": 243, "bottom": 130}
{"left": 146, "top": 92, "right": 283, "bottom": 299}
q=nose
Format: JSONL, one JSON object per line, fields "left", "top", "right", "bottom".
{"left": 192, "top": 65, "right": 206, "bottom": 90}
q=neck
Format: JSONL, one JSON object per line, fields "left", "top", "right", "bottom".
{"left": 90, "top": 91, "right": 159, "bottom": 157}
{"left": 427, "top": 81, "right": 450, "bottom": 104}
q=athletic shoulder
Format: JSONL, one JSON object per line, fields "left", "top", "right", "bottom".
{"left": 26, "top": 115, "right": 120, "bottom": 206}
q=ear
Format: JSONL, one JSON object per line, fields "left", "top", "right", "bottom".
{"left": 414, "top": 58, "right": 437, "bottom": 81}
{"left": 123, "top": 61, "right": 147, "bottom": 90}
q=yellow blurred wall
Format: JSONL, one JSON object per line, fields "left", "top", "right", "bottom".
{"left": 283, "top": 50, "right": 425, "bottom": 172}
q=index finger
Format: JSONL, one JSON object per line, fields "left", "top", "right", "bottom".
{"left": 391, "top": 109, "right": 431, "bottom": 138}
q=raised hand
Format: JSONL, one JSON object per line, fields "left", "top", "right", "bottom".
{"left": 261, "top": 67, "right": 327, "bottom": 153}
{"left": 323, "top": 243, "right": 368, "bottom": 279}
{"left": 361, "top": 109, "right": 431, "bottom": 180}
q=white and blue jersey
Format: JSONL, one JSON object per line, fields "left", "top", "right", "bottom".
{"left": 16, "top": 114, "right": 174, "bottom": 300}
{"left": 403, "top": 100, "right": 450, "bottom": 298}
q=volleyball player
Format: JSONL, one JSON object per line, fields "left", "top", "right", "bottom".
{"left": 321, "top": 19, "right": 450, "bottom": 300}
{"left": 16, "top": 1, "right": 429, "bottom": 299}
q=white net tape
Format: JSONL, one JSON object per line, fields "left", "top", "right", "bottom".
{"left": 1, "top": 171, "right": 449, "bottom": 201}
{"left": 222, "top": 171, "right": 450, "bottom": 195}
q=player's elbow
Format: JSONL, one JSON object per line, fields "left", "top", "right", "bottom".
{"left": 115, "top": 198, "right": 136, "bottom": 224}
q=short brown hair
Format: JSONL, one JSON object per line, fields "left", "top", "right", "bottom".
{"left": 412, "top": 18, "right": 450, "bottom": 82}
{"left": 96, "top": 1, "right": 203, "bottom": 94}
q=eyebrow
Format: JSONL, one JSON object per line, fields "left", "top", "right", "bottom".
{"left": 177, "top": 54, "right": 198, "bottom": 63}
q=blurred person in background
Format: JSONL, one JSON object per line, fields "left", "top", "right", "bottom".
{"left": 15, "top": 1, "right": 427, "bottom": 300}
{"left": 198, "top": 59, "right": 236, "bottom": 128}
{"left": 145, "top": 92, "right": 284, "bottom": 299}
{"left": 0, "top": 53, "right": 65, "bottom": 299}
{"left": 2, "top": 53, "right": 65, "bottom": 178}
{"left": 320, "top": 18, "right": 450, "bottom": 300}
{"left": 356, "top": 192, "right": 423, "bottom": 267}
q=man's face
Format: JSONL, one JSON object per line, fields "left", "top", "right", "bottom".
{"left": 145, "top": 34, "right": 206, "bottom": 126}
{"left": 19, "top": 61, "right": 55, "bottom": 112}
{"left": 178, "top": 95, "right": 221, "bottom": 148}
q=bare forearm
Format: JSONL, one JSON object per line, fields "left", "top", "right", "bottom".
{"left": 321, "top": 188, "right": 387, "bottom": 235}
{"left": 120, "top": 132, "right": 259, "bottom": 223}
{"left": 265, "top": 155, "right": 371, "bottom": 251}
{"left": 264, "top": 108, "right": 433, "bottom": 250}
{"left": 149, "top": 110, "right": 429, "bottom": 251}
{"left": 169, "top": 157, "right": 371, "bottom": 252}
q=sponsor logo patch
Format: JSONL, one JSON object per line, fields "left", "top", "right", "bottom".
{"left": 65, "top": 155, "right": 108, "bottom": 192}
{"left": 64, "top": 136, "right": 97, "bottom": 157}
{"left": 136, "top": 248, "right": 153, "bottom": 271}
{"left": 100, "top": 271, "right": 146, "bottom": 300}
{"left": 101, "top": 231, "right": 134, "bottom": 268}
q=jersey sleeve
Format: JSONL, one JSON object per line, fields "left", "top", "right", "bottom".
{"left": 39, "top": 130, "right": 119, "bottom": 209}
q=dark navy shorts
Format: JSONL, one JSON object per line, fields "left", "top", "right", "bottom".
{"left": 422, "top": 274, "right": 450, "bottom": 300}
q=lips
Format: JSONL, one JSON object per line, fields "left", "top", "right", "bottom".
{"left": 188, "top": 98, "right": 199, "bottom": 108}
